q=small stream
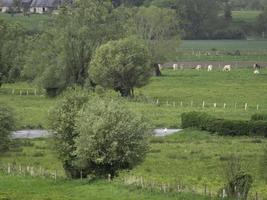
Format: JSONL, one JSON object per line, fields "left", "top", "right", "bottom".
{"left": 12, "top": 129, "right": 182, "bottom": 139}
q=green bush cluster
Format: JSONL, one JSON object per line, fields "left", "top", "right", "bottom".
{"left": 0, "top": 106, "right": 15, "bottom": 152}
{"left": 181, "top": 112, "right": 267, "bottom": 137}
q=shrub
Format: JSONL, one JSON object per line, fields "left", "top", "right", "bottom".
{"left": 0, "top": 106, "right": 15, "bottom": 152}
{"left": 74, "top": 96, "right": 151, "bottom": 177}
{"left": 50, "top": 88, "right": 89, "bottom": 178}
{"left": 251, "top": 113, "right": 267, "bottom": 121}
{"left": 181, "top": 111, "right": 267, "bottom": 137}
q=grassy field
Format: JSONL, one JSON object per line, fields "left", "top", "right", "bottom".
{"left": 1, "top": 131, "right": 266, "bottom": 199}
{"left": 1, "top": 68, "right": 267, "bottom": 128}
{"left": 0, "top": 173, "right": 216, "bottom": 200}
{"left": 0, "top": 13, "right": 52, "bottom": 33}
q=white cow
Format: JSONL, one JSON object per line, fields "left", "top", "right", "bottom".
{"left": 253, "top": 63, "right": 260, "bottom": 70}
{"left": 173, "top": 64, "right": 178, "bottom": 70}
{"left": 254, "top": 69, "right": 260, "bottom": 74}
{"left": 223, "top": 65, "right": 231, "bottom": 71}
{"left": 196, "top": 65, "right": 202, "bottom": 70}
{"left": 207, "top": 65, "right": 213, "bottom": 72}
{"left": 158, "top": 64, "right": 163, "bottom": 70}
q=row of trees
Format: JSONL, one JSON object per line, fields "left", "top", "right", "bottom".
{"left": 21, "top": 1, "right": 179, "bottom": 97}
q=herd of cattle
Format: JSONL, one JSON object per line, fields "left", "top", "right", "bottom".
{"left": 159, "top": 63, "right": 261, "bottom": 74}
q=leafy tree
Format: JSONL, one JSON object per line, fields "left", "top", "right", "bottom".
{"left": 131, "top": 6, "right": 180, "bottom": 76}
{"left": 74, "top": 96, "right": 151, "bottom": 177}
{"left": 0, "top": 19, "right": 26, "bottom": 87}
{"left": 25, "top": 0, "right": 127, "bottom": 96}
{"left": 50, "top": 88, "right": 89, "bottom": 178}
{"left": 89, "top": 37, "right": 151, "bottom": 97}
{"left": 0, "top": 106, "right": 15, "bottom": 153}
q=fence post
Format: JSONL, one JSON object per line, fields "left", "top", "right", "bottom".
{"left": 20, "top": 90, "right": 22, "bottom": 96}
{"left": 27, "top": 90, "right": 29, "bottom": 96}
{"left": 7, "top": 163, "right": 11, "bottom": 174}
{"left": 202, "top": 101, "right": 205, "bottom": 109}
{"left": 224, "top": 103, "right": 226, "bottom": 109}
{"left": 156, "top": 99, "right": 159, "bottom": 105}
{"left": 12, "top": 89, "right": 15, "bottom": 95}
{"left": 180, "top": 101, "right": 183, "bottom": 107}
{"left": 245, "top": 103, "right": 248, "bottom": 111}
{"left": 80, "top": 170, "right": 83, "bottom": 181}
{"left": 54, "top": 170, "right": 57, "bottom": 181}
{"left": 257, "top": 104, "right": 259, "bottom": 111}
{"left": 34, "top": 89, "right": 37, "bottom": 96}
{"left": 191, "top": 101, "right": 193, "bottom": 107}
{"left": 214, "top": 103, "right": 217, "bottom": 108}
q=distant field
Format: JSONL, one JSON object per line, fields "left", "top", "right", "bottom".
{"left": 0, "top": 13, "right": 52, "bottom": 33}
{"left": 177, "top": 40, "right": 267, "bottom": 61}
{"left": 232, "top": 10, "right": 261, "bottom": 23}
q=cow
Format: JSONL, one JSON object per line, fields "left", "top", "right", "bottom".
{"left": 253, "top": 63, "right": 260, "bottom": 70}
{"left": 196, "top": 65, "right": 202, "bottom": 70}
{"left": 158, "top": 64, "right": 163, "bottom": 70}
{"left": 223, "top": 65, "right": 231, "bottom": 71}
{"left": 173, "top": 64, "right": 178, "bottom": 70}
{"left": 207, "top": 65, "right": 213, "bottom": 72}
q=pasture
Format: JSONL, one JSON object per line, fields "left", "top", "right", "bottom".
{"left": 1, "top": 130, "right": 266, "bottom": 199}
{"left": 1, "top": 68, "right": 267, "bottom": 128}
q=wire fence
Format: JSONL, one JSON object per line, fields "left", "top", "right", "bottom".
{"left": 0, "top": 163, "right": 264, "bottom": 200}
{"left": 0, "top": 87, "right": 45, "bottom": 96}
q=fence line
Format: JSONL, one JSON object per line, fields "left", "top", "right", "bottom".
{"left": 0, "top": 87, "right": 45, "bottom": 96}
{"left": 136, "top": 98, "right": 267, "bottom": 111}
{"left": 0, "top": 163, "right": 263, "bottom": 200}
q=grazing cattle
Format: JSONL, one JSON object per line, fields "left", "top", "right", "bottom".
{"left": 254, "top": 69, "right": 260, "bottom": 74}
{"left": 223, "top": 65, "right": 231, "bottom": 71}
{"left": 207, "top": 65, "right": 213, "bottom": 72}
{"left": 253, "top": 63, "right": 260, "bottom": 70}
{"left": 158, "top": 64, "right": 163, "bottom": 70}
{"left": 173, "top": 64, "right": 178, "bottom": 70}
{"left": 196, "top": 65, "right": 202, "bottom": 70}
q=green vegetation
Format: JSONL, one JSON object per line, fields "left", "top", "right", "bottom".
{"left": 232, "top": 10, "right": 261, "bottom": 23}
{"left": 0, "top": 173, "right": 217, "bottom": 200}
{"left": 89, "top": 37, "right": 151, "bottom": 97}
{"left": 0, "top": 106, "right": 15, "bottom": 152}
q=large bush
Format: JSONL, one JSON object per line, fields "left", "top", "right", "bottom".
{"left": 181, "top": 111, "right": 267, "bottom": 137}
{"left": 50, "top": 88, "right": 89, "bottom": 178}
{"left": 74, "top": 97, "right": 151, "bottom": 177}
{"left": 0, "top": 106, "right": 15, "bottom": 152}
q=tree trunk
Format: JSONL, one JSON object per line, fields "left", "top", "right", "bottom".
{"left": 153, "top": 63, "right": 162, "bottom": 76}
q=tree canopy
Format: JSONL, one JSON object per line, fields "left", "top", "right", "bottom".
{"left": 89, "top": 37, "right": 151, "bottom": 97}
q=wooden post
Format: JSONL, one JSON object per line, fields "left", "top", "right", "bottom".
{"left": 180, "top": 101, "right": 183, "bottom": 107}
{"left": 108, "top": 174, "right": 111, "bottom": 182}
{"left": 19, "top": 165, "right": 22, "bottom": 175}
{"left": 54, "top": 170, "right": 57, "bottom": 181}
{"left": 27, "top": 90, "right": 29, "bottom": 96}
{"left": 12, "top": 89, "right": 15, "bottom": 95}
{"left": 202, "top": 101, "right": 205, "bottom": 109}
{"left": 80, "top": 170, "right": 83, "bottom": 181}
{"left": 7, "top": 163, "right": 11, "bottom": 174}
{"left": 191, "top": 101, "right": 193, "bottom": 107}
{"left": 245, "top": 103, "right": 248, "bottom": 111}
{"left": 257, "top": 104, "right": 259, "bottom": 111}
{"left": 34, "top": 89, "right": 37, "bottom": 96}
{"left": 20, "top": 90, "right": 22, "bottom": 96}
{"left": 214, "top": 103, "right": 217, "bottom": 108}
{"left": 224, "top": 103, "right": 226, "bottom": 109}
{"left": 156, "top": 99, "right": 159, "bottom": 105}
{"left": 204, "top": 184, "right": 207, "bottom": 195}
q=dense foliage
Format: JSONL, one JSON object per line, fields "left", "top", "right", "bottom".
{"left": 51, "top": 91, "right": 150, "bottom": 178}
{"left": 50, "top": 89, "right": 89, "bottom": 178}
{"left": 89, "top": 37, "right": 151, "bottom": 97}
{"left": 181, "top": 111, "right": 267, "bottom": 137}
{"left": 74, "top": 96, "right": 151, "bottom": 177}
{"left": 0, "top": 106, "right": 15, "bottom": 152}
{"left": 0, "top": 19, "right": 26, "bottom": 87}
